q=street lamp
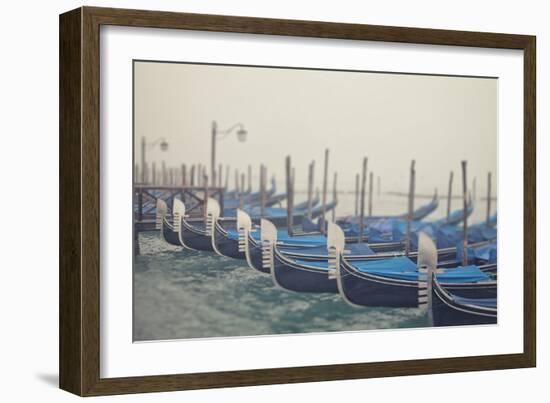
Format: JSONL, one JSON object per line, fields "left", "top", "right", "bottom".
{"left": 141, "top": 136, "right": 169, "bottom": 183}
{"left": 211, "top": 121, "right": 247, "bottom": 187}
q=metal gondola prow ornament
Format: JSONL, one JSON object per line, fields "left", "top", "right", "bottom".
{"left": 327, "top": 222, "right": 345, "bottom": 280}
{"left": 417, "top": 232, "right": 438, "bottom": 326}
{"left": 261, "top": 218, "right": 280, "bottom": 288}
{"left": 327, "top": 221, "right": 362, "bottom": 308}
{"left": 172, "top": 198, "right": 193, "bottom": 250}
{"left": 206, "top": 197, "right": 223, "bottom": 256}
{"left": 172, "top": 197, "right": 186, "bottom": 234}
{"left": 237, "top": 209, "right": 252, "bottom": 253}
{"left": 155, "top": 198, "right": 168, "bottom": 231}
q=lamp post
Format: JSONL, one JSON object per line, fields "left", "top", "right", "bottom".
{"left": 140, "top": 137, "right": 168, "bottom": 184}
{"left": 211, "top": 121, "right": 247, "bottom": 187}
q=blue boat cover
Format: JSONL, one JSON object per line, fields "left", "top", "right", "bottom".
{"left": 292, "top": 257, "right": 490, "bottom": 283}
{"left": 391, "top": 221, "right": 497, "bottom": 249}
{"left": 350, "top": 257, "right": 490, "bottom": 283}
{"left": 280, "top": 242, "right": 376, "bottom": 257}
{"left": 224, "top": 228, "right": 259, "bottom": 239}
{"left": 432, "top": 203, "right": 473, "bottom": 226}
{"left": 456, "top": 242, "right": 497, "bottom": 263}
{"left": 272, "top": 231, "right": 326, "bottom": 246}
{"left": 224, "top": 207, "right": 285, "bottom": 217}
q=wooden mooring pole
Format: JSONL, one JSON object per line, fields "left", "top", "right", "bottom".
{"left": 134, "top": 222, "right": 140, "bottom": 255}
{"left": 355, "top": 173, "right": 359, "bottom": 217}
{"left": 240, "top": 173, "right": 245, "bottom": 209}
{"left": 203, "top": 174, "right": 209, "bottom": 225}
{"left": 405, "top": 160, "right": 415, "bottom": 257}
{"left": 181, "top": 164, "right": 186, "bottom": 187}
{"left": 285, "top": 156, "right": 294, "bottom": 236}
{"left": 368, "top": 171, "right": 373, "bottom": 217}
{"left": 486, "top": 172, "right": 492, "bottom": 226}
{"left": 248, "top": 165, "right": 252, "bottom": 193}
{"left": 307, "top": 161, "right": 315, "bottom": 220}
{"left": 224, "top": 165, "right": 230, "bottom": 189}
{"left": 260, "top": 165, "right": 267, "bottom": 217}
{"left": 190, "top": 165, "right": 195, "bottom": 186}
{"left": 446, "top": 171, "right": 453, "bottom": 223}
{"left": 359, "top": 157, "right": 368, "bottom": 242}
{"left": 321, "top": 149, "right": 329, "bottom": 234}
{"left": 462, "top": 161, "right": 468, "bottom": 265}
{"left": 332, "top": 172, "right": 338, "bottom": 222}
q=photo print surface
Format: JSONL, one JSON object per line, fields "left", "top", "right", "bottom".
{"left": 132, "top": 60, "right": 498, "bottom": 342}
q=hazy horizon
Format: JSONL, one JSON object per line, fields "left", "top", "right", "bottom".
{"left": 133, "top": 60, "right": 497, "bottom": 200}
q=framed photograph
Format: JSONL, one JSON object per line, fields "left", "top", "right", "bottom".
{"left": 59, "top": 6, "right": 536, "bottom": 396}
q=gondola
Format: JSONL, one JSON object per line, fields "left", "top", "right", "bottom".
{"left": 208, "top": 198, "right": 247, "bottom": 259}
{"left": 431, "top": 274, "right": 497, "bottom": 326}
{"left": 222, "top": 185, "right": 278, "bottom": 211}
{"left": 343, "top": 190, "right": 439, "bottom": 224}
{"left": 302, "top": 191, "right": 444, "bottom": 234}
{"left": 167, "top": 198, "right": 215, "bottom": 251}
{"left": 416, "top": 232, "right": 497, "bottom": 326}
{"left": 260, "top": 218, "right": 339, "bottom": 293}
{"left": 236, "top": 208, "right": 495, "bottom": 278}
{"left": 155, "top": 199, "right": 184, "bottom": 247}
{"left": 433, "top": 198, "right": 474, "bottom": 226}
{"left": 294, "top": 194, "right": 320, "bottom": 211}
{"left": 337, "top": 197, "right": 474, "bottom": 243}
{"left": 207, "top": 199, "right": 332, "bottom": 259}
{"left": 327, "top": 225, "right": 496, "bottom": 307}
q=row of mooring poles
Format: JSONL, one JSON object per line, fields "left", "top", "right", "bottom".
{"left": 138, "top": 162, "right": 246, "bottom": 187}
{"left": 355, "top": 168, "right": 375, "bottom": 221}
{"left": 446, "top": 168, "right": 493, "bottom": 228}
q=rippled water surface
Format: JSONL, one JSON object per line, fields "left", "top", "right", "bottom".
{"left": 133, "top": 193, "right": 492, "bottom": 341}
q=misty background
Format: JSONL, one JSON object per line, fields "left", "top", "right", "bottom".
{"left": 133, "top": 60, "right": 497, "bottom": 218}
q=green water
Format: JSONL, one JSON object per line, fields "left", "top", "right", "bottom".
{"left": 133, "top": 193, "right": 492, "bottom": 341}
{"left": 133, "top": 232, "right": 430, "bottom": 342}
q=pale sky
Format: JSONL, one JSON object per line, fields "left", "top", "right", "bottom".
{"left": 134, "top": 60, "right": 497, "bottom": 198}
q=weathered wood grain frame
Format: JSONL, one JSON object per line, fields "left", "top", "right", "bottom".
{"left": 59, "top": 6, "right": 536, "bottom": 396}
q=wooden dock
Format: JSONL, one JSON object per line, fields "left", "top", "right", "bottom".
{"left": 134, "top": 185, "right": 225, "bottom": 231}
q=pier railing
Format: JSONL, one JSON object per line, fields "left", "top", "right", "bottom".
{"left": 133, "top": 185, "right": 225, "bottom": 231}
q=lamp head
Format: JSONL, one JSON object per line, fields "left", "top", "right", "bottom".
{"left": 160, "top": 140, "right": 169, "bottom": 151}
{"left": 237, "top": 128, "right": 247, "bottom": 142}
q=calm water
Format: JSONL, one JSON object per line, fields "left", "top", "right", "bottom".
{"left": 133, "top": 194, "right": 492, "bottom": 341}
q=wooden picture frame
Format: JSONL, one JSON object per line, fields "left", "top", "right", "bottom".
{"left": 59, "top": 6, "right": 536, "bottom": 396}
